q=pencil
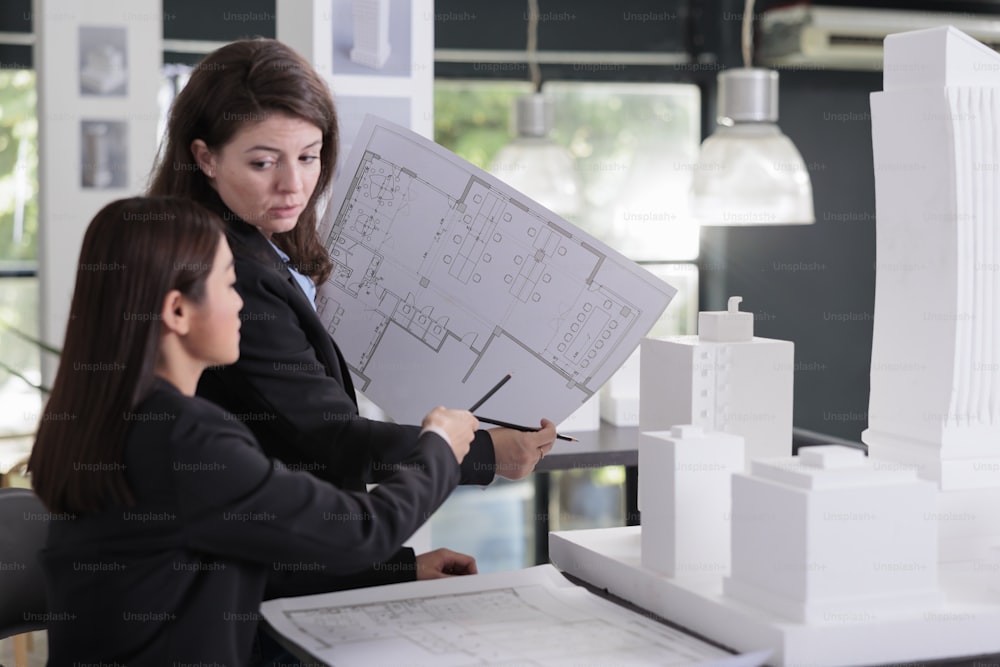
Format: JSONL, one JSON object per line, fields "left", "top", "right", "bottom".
{"left": 474, "top": 415, "right": 578, "bottom": 442}
{"left": 468, "top": 373, "right": 512, "bottom": 412}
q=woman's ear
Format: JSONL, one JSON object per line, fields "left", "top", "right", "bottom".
{"left": 190, "top": 139, "right": 217, "bottom": 179}
{"left": 160, "top": 289, "right": 191, "bottom": 336}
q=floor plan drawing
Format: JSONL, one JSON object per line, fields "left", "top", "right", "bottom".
{"left": 318, "top": 116, "right": 676, "bottom": 426}
{"left": 260, "top": 565, "right": 753, "bottom": 666}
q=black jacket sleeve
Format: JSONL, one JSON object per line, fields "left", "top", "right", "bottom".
{"left": 172, "top": 410, "right": 461, "bottom": 577}
{"left": 262, "top": 546, "right": 416, "bottom": 599}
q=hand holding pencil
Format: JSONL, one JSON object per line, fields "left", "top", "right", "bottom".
{"left": 466, "top": 373, "right": 574, "bottom": 480}
{"left": 467, "top": 373, "right": 577, "bottom": 442}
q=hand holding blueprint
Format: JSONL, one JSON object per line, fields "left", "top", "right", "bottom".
{"left": 317, "top": 116, "right": 677, "bottom": 425}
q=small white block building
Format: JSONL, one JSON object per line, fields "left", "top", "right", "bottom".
{"left": 639, "top": 425, "right": 744, "bottom": 578}
{"left": 640, "top": 297, "right": 794, "bottom": 466}
{"left": 723, "top": 445, "right": 941, "bottom": 624}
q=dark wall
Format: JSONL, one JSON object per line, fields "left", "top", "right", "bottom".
{"left": 701, "top": 70, "right": 882, "bottom": 442}
{"left": 0, "top": 0, "right": 276, "bottom": 67}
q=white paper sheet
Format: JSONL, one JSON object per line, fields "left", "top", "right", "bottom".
{"left": 260, "top": 565, "right": 764, "bottom": 666}
{"left": 317, "top": 116, "right": 677, "bottom": 425}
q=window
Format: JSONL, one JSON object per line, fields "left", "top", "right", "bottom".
{"left": 0, "top": 68, "right": 42, "bottom": 439}
{"left": 430, "top": 78, "right": 701, "bottom": 570}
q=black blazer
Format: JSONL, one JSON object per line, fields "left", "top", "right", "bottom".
{"left": 41, "top": 378, "right": 460, "bottom": 665}
{"left": 197, "top": 214, "right": 496, "bottom": 491}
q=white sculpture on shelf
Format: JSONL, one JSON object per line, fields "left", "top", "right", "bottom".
{"left": 639, "top": 425, "right": 743, "bottom": 578}
{"left": 557, "top": 393, "right": 601, "bottom": 433}
{"left": 640, "top": 296, "right": 793, "bottom": 466}
{"left": 599, "top": 349, "right": 641, "bottom": 426}
{"left": 350, "top": 0, "right": 391, "bottom": 70}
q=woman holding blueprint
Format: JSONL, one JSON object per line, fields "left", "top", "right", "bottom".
{"left": 147, "top": 38, "right": 556, "bottom": 582}
{"left": 28, "top": 197, "right": 478, "bottom": 664}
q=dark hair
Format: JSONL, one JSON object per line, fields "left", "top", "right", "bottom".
{"left": 148, "top": 38, "right": 336, "bottom": 284}
{"left": 28, "top": 197, "right": 224, "bottom": 514}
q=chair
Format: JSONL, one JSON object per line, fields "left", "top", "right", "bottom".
{"left": 0, "top": 488, "right": 49, "bottom": 666}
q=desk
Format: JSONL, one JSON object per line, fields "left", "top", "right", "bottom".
{"left": 552, "top": 527, "right": 1000, "bottom": 667}
{"left": 263, "top": 564, "right": 756, "bottom": 666}
{"left": 536, "top": 422, "right": 640, "bottom": 471}
{"left": 540, "top": 424, "right": 865, "bottom": 471}
{"left": 562, "top": 568, "right": 1000, "bottom": 667}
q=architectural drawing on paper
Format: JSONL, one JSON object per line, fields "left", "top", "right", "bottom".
{"left": 271, "top": 582, "right": 735, "bottom": 664}
{"left": 318, "top": 118, "right": 675, "bottom": 425}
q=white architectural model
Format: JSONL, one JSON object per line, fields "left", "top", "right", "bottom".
{"left": 723, "top": 445, "right": 940, "bottom": 623}
{"left": 866, "top": 26, "right": 1000, "bottom": 563}
{"left": 547, "top": 28, "right": 1000, "bottom": 666}
{"left": 640, "top": 296, "right": 793, "bottom": 465}
{"left": 865, "top": 26, "right": 1000, "bottom": 493}
{"left": 639, "top": 425, "right": 743, "bottom": 578}
{"left": 600, "top": 349, "right": 641, "bottom": 426}
{"left": 350, "top": 0, "right": 391, "bottom": 69}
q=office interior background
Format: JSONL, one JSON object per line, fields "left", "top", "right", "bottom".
{"left": 1, "top": 0, "right": 995, "bottom": 632}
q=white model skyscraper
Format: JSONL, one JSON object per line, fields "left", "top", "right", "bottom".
{"left": 351, "top": 0, "right": 391, "bottom": 69}
{"left": 865, "top": 27, "right": 1000, "bottom": 492}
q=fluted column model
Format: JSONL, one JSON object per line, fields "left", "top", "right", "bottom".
{"left": 865, "top": 26, "right": 1000, "bottom": 491}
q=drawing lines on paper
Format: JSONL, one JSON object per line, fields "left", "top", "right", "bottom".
{"left": 280, "top": 586, "right": 713, "bottom": 664}
{"left": 319, "top": 140, "right": 640, "bottom": 397}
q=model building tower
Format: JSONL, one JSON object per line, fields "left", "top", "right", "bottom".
{"left": 350, "top": 0, "right": 391, "bottom": 69}
{"left": 865, "top": 26, "right": 1000, "bottom": 492}
{"left": 640, "top": 296, "right": 793, "bottom": 466}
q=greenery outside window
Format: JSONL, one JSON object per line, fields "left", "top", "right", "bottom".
{"left": 0, "top": 69, "right": 42, "bottom": 439}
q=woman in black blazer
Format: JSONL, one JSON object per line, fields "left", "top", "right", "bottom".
{"left": 147, "top": 39, "right": 557, "bottom": 581}
{"left": 28, "top": 197, "right": 478, "bottom": 664}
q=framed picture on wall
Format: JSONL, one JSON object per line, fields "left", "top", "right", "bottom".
{"left": 79, "top": 25, "right": 128, "bottom": 96}
{"left": 80, "top": 120, "right": 128, "bottom": 189}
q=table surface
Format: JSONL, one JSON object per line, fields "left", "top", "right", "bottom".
{"left": 535, "top": 423, "right": 867, "bottom": 472}
{"left": 536, "top": 422, "right": 639, "bottom": 471}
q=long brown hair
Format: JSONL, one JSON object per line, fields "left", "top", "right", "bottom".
{"left": 148, "top": 38, "right": 336, "bottom": 284}
{"left": 28, "top": 197, "right": 224, "bottom": 514}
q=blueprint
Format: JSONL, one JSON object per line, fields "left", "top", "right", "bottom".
{"left": 318, "top": 116, "right": 676, "bottom": 425}
{"left": 260, "top": 565, "right": 761, "bottom": 666}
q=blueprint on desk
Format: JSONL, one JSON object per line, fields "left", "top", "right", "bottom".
{"left": 261, "top": 565, "right": 767, "bottom": 667}
{"left": 318, "top": 115, "right": 677, "bottom": 426}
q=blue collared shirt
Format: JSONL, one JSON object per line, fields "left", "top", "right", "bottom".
{"left": 266, "top": 238, "right": 317, "bottom": 310}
